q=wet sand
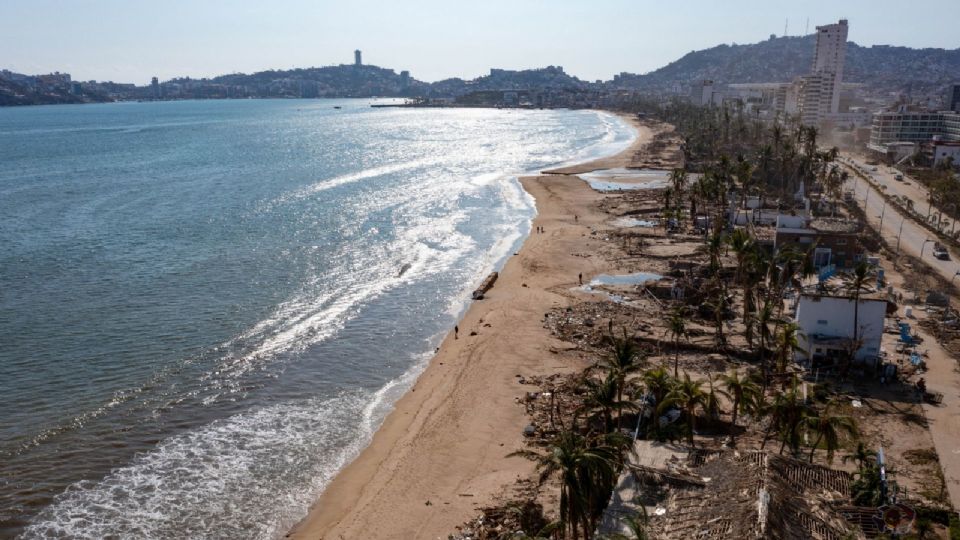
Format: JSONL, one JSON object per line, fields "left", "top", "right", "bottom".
{"left": 287, "top": 117, "right": 656, "bottom": 540}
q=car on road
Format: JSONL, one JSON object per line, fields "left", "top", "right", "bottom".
{"left": 895, "top": 173, "right": 904, "bottom": 181}
{"left": 933, "top": 243, "right": 949, "bottom": 260}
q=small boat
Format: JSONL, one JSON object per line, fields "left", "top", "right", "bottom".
{"left": 333, "top": 106, "right": 342, "bottom": 109}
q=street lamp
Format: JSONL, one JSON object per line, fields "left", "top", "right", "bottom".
{"left": 896, "top": 218, "right": 906, "bottom": 255}
{"left": 921, "top": 239, "right": 935, "bottom": 258}
{"left": 878, "top": 198, "right": 887, "bottom": 231}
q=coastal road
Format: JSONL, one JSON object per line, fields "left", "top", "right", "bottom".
{"left": 840, "top": 155, "right": 931, "bottom": 208}
{"left": 842, "top": 162, "right": 960, "bottom": 284}
{"left": 842, "top": 160, "right": 960, "bottom": 509}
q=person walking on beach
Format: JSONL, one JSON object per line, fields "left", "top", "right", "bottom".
{"left": 578, "top": 273, "right": 583, "bottom": 285}
{"left": 454, "top": 325, "right": 459, "bottom": 339}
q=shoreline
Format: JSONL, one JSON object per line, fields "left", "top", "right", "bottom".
{"left": 287, "top": 114, "right": 661, "bottom": 540}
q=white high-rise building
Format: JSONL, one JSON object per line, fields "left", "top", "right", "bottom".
{"left": 796, "top": 19, "right": 849, "bottom": 125}
{"left": 811, "top": 19, "right": 848, "bottom": 115}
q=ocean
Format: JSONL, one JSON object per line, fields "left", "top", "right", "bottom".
{"left": 0, "top": 98, "right": 635, "bottom": 539}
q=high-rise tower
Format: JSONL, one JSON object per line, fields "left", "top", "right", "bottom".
{"left": 796, "top": 19, "right": 849, "bottom": 125}
{"left": 354, "top": 50, "right": 362, "bottom": 66}
{"left": 811, "top": 19, "right": 848, "bottom": 114}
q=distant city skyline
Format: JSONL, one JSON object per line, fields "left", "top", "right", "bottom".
{"left": 1, "top": 0, "right": 959, "bottom": 85}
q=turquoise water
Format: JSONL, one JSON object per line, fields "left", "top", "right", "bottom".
{"left": 0, "top": 99, "right": 635, "bottom": 539}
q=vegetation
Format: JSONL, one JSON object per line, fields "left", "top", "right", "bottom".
{"left": 500, "top": 102, "right": 901, "bottom": 539}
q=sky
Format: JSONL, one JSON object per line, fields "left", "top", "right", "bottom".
{"left": 1, "top": 0, "right": 958, "bottom": 85}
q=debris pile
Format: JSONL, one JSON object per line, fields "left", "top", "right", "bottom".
{"left": 646, "top": 450, "right": 860, "bottom": 540}
{"left": 448, "top": 493, "right": 550, "bottom": 540}
{"left": 543, "top": 303, "right": 656, "bottom": 352}
{"left": 517, "top": 374, "right": 587, "bottom": 444}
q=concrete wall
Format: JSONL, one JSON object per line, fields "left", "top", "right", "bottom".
{"left": 795, "top": 295, "right": 886, "bottom": 362}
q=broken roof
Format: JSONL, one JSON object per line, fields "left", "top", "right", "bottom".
{"left": 809, "top": 218, "right": 862, "bottom": 234}
{"left": 645, "top": 450, "right": 863, "bottom": 540}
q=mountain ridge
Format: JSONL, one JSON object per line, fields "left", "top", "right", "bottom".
{"left": 611, "top": 34, "right": 960, "bottom": 93}
{"left": 3, "top": 34, "right": 959, "bottom": 105}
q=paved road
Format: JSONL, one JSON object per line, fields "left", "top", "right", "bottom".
{"left": 840, "top": 155, "right": 931, "bottom": 208}
{"left": 841, "top": 157, "right": 960, "bottom": 509}
{"left": 841, "top": 159, "right": 960, "bottom": 284}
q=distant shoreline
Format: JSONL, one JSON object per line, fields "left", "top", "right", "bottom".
{"left": 0, "top": 96, "right": 606, "bottom": 111}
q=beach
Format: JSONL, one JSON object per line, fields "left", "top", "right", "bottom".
{"left": 288, "top": 117, "right": 662, "bottom": 540}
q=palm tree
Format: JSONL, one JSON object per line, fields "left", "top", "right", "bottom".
{"left": 756, "top": 301, "right": 775, "bottom": 376}
{"left": 670, "top": 168, "right": 687, "bottom": 212}
{"left": 844, "top": 261, "right": 874, "bottom": 377}
{"left": 842, "top": 441, "right": 871, "bottom": 470}
{"left": 773, "top": 322, "right": 802, "bottom": 377}
{"left": 599, "top": 329, "right": 644, "bottom": 427}
{"left": 734, "top": 157, "right": 755, "bottom": 219}
{"left": 726, "top": 228, "right": 753, "bottom": 289}
{"left": 771, "top": 123, "right": 783, "bottom": 151}
{"left": 706, "top": 278, "right": 728, "bottom": 347}
{"left": 660, "top": 373, "right": 707, "bottom": 445}
{"left": 509, "top": 430, "right": 626, "bottom": 540}
{"left": 704, "top": 374, "right": 728, "bottom": 422}
{"left": 743, "top": 246, "right": 770, "bottom": 335}
{"left": 851, "top": 457, "right": 894, "bottom": 507}
{"left": 803, "top": 126, "right": 819, "bottom": 159}
{"left": 641, "top": 366, "right": 674, "bottom": 406}
{"left": 761, "top": 376, "right": 813, "bottom": 455}
{"left": 706, "top": 230, "right": 724, "bottom": 273}
{"left": 805, "top": 401, "right": 859, "bottom": 463}
{"left": 665, "top": 307, "right": 689, "bottom": 377}
{"left": 720, "top": 370, "right": 761, "bottom": 439}
{"left": 580, "top": 372, "right": 639, "bottom": 434}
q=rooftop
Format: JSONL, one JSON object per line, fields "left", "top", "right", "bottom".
{"left": 809, "top": 218, "right": 862, "bottom": 234}
{"left": 634, "top": 447, "right": 867, "bottom": 540}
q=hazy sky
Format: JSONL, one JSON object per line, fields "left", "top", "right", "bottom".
{"left": 1, "top": 0, "right": 958, "bottom": 85}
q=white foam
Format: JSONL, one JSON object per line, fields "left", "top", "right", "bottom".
{"left": 22, "top": 394, "right": 373, "bottom": 540}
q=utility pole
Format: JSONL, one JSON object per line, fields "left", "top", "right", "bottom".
{"left": 879, "top": 199, "right": 887, "bottom": 231}
{"left": 896, "top": 218, "right": 905, "bottom": 255}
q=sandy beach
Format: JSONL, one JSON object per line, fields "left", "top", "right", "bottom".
{"left": 287, "top": 117, "right": 662, "bottom": 540}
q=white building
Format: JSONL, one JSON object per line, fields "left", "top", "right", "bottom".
{"left": 930, "top": 140, "right": 960, "bottom": 166}
{"left": 868, "top": 108, "right": 960, "bottom": 155}
{"left": 811, "top": 19, "right": 848, "bottom": 114}
{"left": 690, "top": 80, "right": 720, "bottom": 106}
{"left": 794, "top": 293, "right": 887, "bottom": 366}
{"left": 792, "top": 20, "right": 850, "bottom": 126}
{"left": 797, "top": 73, "right": 837, "bottom": 126}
